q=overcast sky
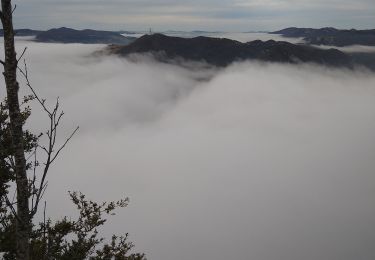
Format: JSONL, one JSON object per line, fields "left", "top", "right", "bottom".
{"left": 13, "top": 0, "right": 375, "bottom": 31}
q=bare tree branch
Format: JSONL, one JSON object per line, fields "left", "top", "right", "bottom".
{"left": 50, "top": 126, "right": 79, "bottom": 164}
{"left": 3, "top": 195, "right": 21, "bottom": 223}
{"left": 1, "top": 3, "right": 78, "bottom": 257}
{"left": 16, "top": 60, "right": 79, "bottom": 217}
{"left": 17, "top": 47, "right": 27, "bottom": 63}
{"left": 17, "top": 59, "right": 50, "bottom": 116}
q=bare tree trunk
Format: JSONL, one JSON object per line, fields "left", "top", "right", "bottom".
{"left": 1, "top": 1, "right": 30, "bottom": 259}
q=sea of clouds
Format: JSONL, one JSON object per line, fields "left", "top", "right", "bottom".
{"left": 1, "top": 37, "right": 375, "bottom": 260}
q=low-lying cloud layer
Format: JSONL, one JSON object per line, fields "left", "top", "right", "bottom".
{"left": 1, "top": 39, "right": 375, "bottom": 260}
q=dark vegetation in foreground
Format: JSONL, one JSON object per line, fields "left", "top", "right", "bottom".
{"left": 0, "top": 88, "right": 146, "bottom": 260}
{"left": 0, "top": 191, "right": 146, "bottom": 260}
{"left": 0, "top": 1, "right": 145, "bottom": 258}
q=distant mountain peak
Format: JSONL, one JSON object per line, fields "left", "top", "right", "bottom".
{"left": 35, "top": 27, "right": 136, "bottom": 45}
{"left": 271, "top": 27, "right": 375, "bottom": 47}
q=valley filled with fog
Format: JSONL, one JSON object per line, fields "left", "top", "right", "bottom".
{"left": 1, "top": 36, "right": 375, "bottom": 260}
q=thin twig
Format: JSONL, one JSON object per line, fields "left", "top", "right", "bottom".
{"left": 16, "top": 57, "right": 79, "bottom": 217}
{"left": 11, "top": 4, "right": 17, "bottom": 15}
{"left": 3, "top": 195, "right": 22, "bottom": 223}
{"left": 51, "top": 126, "right": 79, "bottom": 164}
{"left": 17, "top": 47, "right": 27, "bottom": 63}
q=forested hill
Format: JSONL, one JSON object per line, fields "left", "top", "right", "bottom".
{"left": 0, "top": 29, "right": 42, "bottom": 36}
{"left": 0, "top": 27, "right": 136, "bottom": 45}
{"left": 108, "top": 33, "right": 357, "bottom": 68}
{"left": 271, "top": 27, "right": 375, "bottom": 47}
{"left": 34, "top": 27, "right": 135, "bottom": 45}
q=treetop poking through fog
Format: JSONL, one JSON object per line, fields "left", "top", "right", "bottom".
{"left": 13, "top": 0, "right": 375, "bottom": 31}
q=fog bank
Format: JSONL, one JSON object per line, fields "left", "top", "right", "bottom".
{"left": 1, "top": 39, "right": 375, "bottom": 260}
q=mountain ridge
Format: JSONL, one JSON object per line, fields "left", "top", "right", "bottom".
{"left": 107, "top": 33, "right": 359, "bottom": 68}
{"left": 34, "top": 27, "right": 136, "bottom": 45}
{"left": 271, "top": 27, "right": 375, "bottom": 46}
{"left": 0, "top": 29, "right": 43, "bottom": 36}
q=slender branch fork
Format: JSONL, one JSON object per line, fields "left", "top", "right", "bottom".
{"left": 0, "top": 45, "right": 79, "bottom": 219}
{"left": 17, "top": 56, "right": 79, "bottom": 217}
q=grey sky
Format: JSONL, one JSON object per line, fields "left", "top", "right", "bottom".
{"left": 13, "top": 0, "right": 375, "bottom": 31}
